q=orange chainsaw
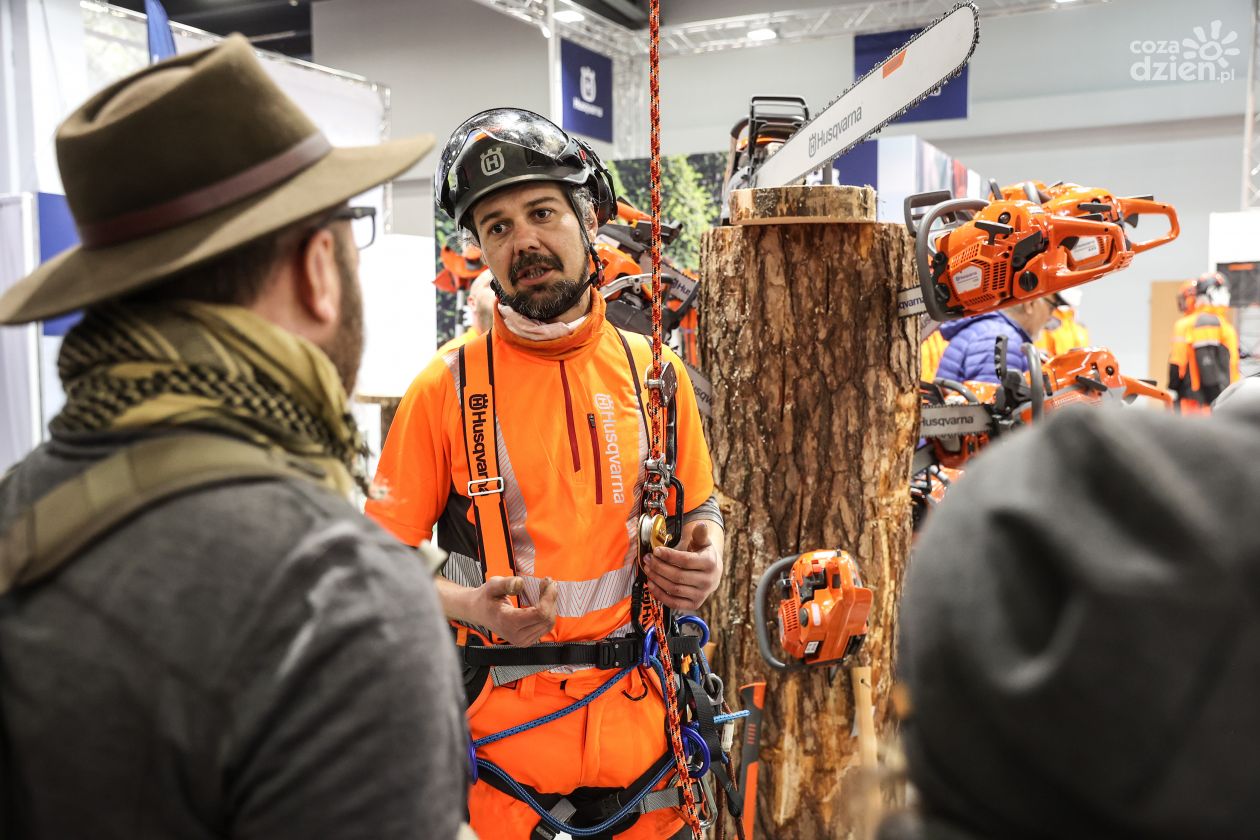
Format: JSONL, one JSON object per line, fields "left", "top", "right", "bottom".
{"left": 434, "top": 240, "right": 486, "bottom": 293}
{"left": 1036, "top": 345, "right": 1175, "bottom": 413}
{"left": 904, "top": 184, "right": 1179, "bottom": 322}
{"left": 754, "top": 549, "right": 873, "bottom": 671}
{"left": 597, "top": 197, "right": 700, "bottom": 338}
{"left": 991, "top": 180, "right": 1180, "bottom": 271}
{"left": 914, "top": 338, "right": 1174, "bottom": 475}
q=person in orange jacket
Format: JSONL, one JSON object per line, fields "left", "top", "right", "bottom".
{"left": 1169, "top": 273, "right": 1240, "bottom": 413}
{"left": 436, "top": 268, "right": 497, "bottom": 356}
{"left": 367, "top": 108, "right": 726, "bottom": 840}
{"left": 1036, "top": 288, "right": 1090, "bottom": 357}
{"left": 920, "top": 329, "right": 947, "bottom": 382}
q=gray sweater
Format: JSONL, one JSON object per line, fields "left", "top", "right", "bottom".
{"left": 0, "top": 434, "right": 468, "bottom": 839}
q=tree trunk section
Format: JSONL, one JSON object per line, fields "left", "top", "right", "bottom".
{"left": 698, "top": 192, "right": 919, "bottom": 840}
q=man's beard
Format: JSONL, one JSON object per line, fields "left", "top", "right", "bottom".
{"left": 322, "top": 234, "right": 364, "bottom": 394}
{"left": 499, "top": 252, "right": 588, "bottom": 322}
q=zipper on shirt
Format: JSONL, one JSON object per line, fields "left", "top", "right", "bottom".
{"left": 559, "top": 361, "right": 581, "bottom": 472}
{"left": 587, "top": 413, "right": 604, "bottom": 504}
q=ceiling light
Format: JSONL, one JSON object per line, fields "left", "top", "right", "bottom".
{"left": 1053, "top": 0, "right": 1082, "bottom": 4}
{"left": 747, "top": 27, "right": 778, "bottom": 42}
{"left": 554, "top": 10, "right": 586, "bottom": 24}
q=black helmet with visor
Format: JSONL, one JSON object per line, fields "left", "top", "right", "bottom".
{"left": 436, "top": 107, "right": 615, "bottom": 233}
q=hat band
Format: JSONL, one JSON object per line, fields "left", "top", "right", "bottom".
{"left": 77, "top": 132, "right": 333, "bottom": 250}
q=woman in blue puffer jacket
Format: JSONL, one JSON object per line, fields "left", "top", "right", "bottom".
{"left": 934, "top": 297, "right": 1057, "bottom": 384}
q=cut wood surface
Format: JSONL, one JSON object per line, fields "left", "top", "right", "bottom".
{"left": 698, "top": 212, "right": 918, "bottom": 839}
{"left": 729, "top": 184, "right": 877, "bottom": 226}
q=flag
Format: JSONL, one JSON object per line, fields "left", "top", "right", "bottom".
{"left": 144, "top": 0, "right": 177, "bottom": 64}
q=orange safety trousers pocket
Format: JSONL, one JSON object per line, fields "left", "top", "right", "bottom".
{"left": 468, "top": 666, "right": 685, "bottom": 839}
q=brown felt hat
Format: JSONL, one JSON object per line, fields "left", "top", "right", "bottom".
{"left": 0, "top": 34, "right": 434, "bottom": 324}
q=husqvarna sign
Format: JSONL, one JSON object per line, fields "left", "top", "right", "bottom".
{"left": 561, "top": 38, "right": 613, "bottom": 142}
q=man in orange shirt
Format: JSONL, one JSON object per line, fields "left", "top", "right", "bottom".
{"left": 368, "top": 108, "right": 725, "bottom": 839}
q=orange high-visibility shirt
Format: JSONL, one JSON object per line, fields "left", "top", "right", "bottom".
{"left": 1169, "top": 306, "right": 1240, "bottom": 410}
{"left": 1037, "top": 307, "right": 1090, "bottom": 356}
{"left": 435, "top": 326, "right": 481, "bottom": 358}
{"left": 921, "top": 331, "right": 947, "bottom": 382}
{"left": 367, "top": 291, "right": 715, "bottom": 645}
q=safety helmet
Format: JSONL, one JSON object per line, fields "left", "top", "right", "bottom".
{"left": 1177, "top": 280, "right": 1199, "bottom": 314}
{"left": 1196, "top": 271, "right": 1231, "bottom": 309}
{"left": 1055, "top": 287, "right": 1083, "bottom": 310}
{"left": 435, "top": 107, "right": 616, "bottom": 232}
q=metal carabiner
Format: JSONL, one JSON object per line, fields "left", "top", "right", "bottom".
{"left": 676, "top": 614, "right": 710, "bottom": 647}
{"left": 683, "top": 724, "right": 711, "bottom": 779}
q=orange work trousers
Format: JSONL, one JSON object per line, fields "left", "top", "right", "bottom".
{"left": 468, "top": 664, "right": 684, "bottom": 839}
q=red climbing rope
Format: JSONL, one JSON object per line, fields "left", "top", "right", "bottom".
{"left": 644, "top": 1, "right": 702, "bottom": 836}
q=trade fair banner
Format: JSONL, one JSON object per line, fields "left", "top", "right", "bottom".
{"left": 37, "top": 193, "right": 81, "bottom": 337}
{"left": 854, "top": 28, "right": 968, "bottom": 123}
{"left": 561, "top": 39, "right": 613, "bottom": 143}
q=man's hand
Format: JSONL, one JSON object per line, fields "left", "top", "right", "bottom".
{"left": 472, "top": 576, "right": 558, "bottom": 646}
{"left": 643, "top": 520, "right": 724, "bottom": 611}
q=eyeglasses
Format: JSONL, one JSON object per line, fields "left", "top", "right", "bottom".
{"left": 318, "top": 205, "right": 377, "bottom": 250}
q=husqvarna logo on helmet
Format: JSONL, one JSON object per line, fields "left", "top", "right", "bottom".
{"left": 480, "top": 147, "right": 505, "bottom": 177}
{"left": 580, "top": 66, "right": 597, "bottom": 103}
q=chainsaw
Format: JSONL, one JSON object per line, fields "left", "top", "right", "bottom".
{"left": 720, "top": 96, "right": 811, "bottom": 223}
{"left": 718, "top": 4, "right": 978, "bottom": 200}
{"left": 906, "top": 195, "right": 1134, "bottom": 323}
{"left": 914, "top": 342, "right": 1032, "bottom": 475}
{"left": 434, "top": 240, "right": 486, "bottom": 293}
{"left": 993, "top": 179, "right": 1180, "bottom": 269}
{"left": 597, "top": 198, "right": 700, "bottom": 337}
{"left": 1036, "top": 345, "right": 1175, "bottom": 412}
{"left": 905, "top": 180, "right": 1180, "bottom": 322}
{"left": 754, "top": 550, "right": 873, "bottom": 671}
{"left": 914, "top": 338, "right": 1174, "bottom": 474}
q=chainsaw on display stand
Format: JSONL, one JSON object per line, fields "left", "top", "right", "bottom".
{"left": 913, "top": 339, "right": 1175, "bottom": 479}
{"left": 597, "top": 197, "right": 701, "bottom": 340}
{"left": 717, "top": 3, "right": 980, "bottom": 215}
{"left": 902, "top": 180, "right": 1180, "bottom": 323}
{"left": 754, "top": 549, "right": 874, "bottom": 672}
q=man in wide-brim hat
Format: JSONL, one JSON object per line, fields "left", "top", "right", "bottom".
{"left": 0, "top": 35, "right": 469, "bottom": 839}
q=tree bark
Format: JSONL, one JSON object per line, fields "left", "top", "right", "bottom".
{"left": 698, "top": 188, "right": 919, "bottom": 839}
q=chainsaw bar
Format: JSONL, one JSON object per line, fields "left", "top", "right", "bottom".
{"left": 898, "top": 285, "right": 927, "bottom": 317}
{"left": 919, "top": 403, "right": 991, "bottom": 438}
{"left": 752, "top": 3, "right": 980, "bottom": 189}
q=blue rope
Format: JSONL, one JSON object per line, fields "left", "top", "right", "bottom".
{"left": 472, "top": 666, "right": 635, "bottom": 748}
{"left": 476, "top": 756, "right": 675, "bottom": 837}
{"left": 714, "top": 710, "right": 750, "bottom": 724}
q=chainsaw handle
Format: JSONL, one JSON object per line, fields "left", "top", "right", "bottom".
{"left": 1042, "top": 215, "right": 1129, "bottom": 289}
{"left": 754, "top": 555, "right": 805, "bottom": 672}
{"left": 1117, "top": 197, "right": 1180, "bottom": 254}
{"left": 1121, "top": 375, "right": 1175, "bottom": 408}
{"left": 915, "top": 198, "right": 991, "bottom": 322}
{"left": 934, "top": 378, "right": 982, "bottom": 404}
{"left": 1023, "top": 343, "right": 1045, "bottom": 421}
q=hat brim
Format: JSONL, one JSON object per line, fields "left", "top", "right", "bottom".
{"left": 0, "top": 133, "right": 435, "bottom": 324}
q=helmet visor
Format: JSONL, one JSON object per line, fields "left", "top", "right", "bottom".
{"left": 436, "top": 108, "right": 572, "bottom": 207}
